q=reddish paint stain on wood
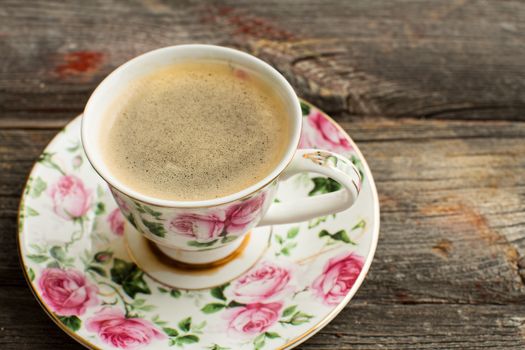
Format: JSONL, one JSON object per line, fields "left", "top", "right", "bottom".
{"left": 200, "top": 5, "right": 296, "bottom": 41}
{"left": 55, "top": 51, "right": 104, "bottom": 77}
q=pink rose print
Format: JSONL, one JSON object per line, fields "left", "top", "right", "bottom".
{"left": 312, "top": 252, "right": 364, "bottom": 305}
{"left": 168, "top": 213, "right": 225, "bottom": 243}
{"left": 86, "top": 308, "right": 166, "bottom": 349}
{"left": 108, "top": 208, "right": 125, "bottom": 236}
{"left": 38, "top": 268, "right": 99, "bottom": 316}
{"left": 49, "top": 175, "right": 91, "bottom": 220}
{"left": 225, "top": 261, "right": 294, "bottom": 303}
{"left": 299, "top": 111, "right": 352, "bottom": 153}
{"left": 167, "top": 193, "right": 266, "bottom": 242}
{"left": 225, "top": 302, "right": 282, "bottom": 337}
{"left": 225, "top": 194, "right": 266, "bottom": 235}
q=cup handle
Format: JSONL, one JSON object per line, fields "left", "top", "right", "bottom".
{"left": 259, "top": 149, "right": 362, "bottom": 226}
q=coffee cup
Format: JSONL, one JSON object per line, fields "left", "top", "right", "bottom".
{"left": 82, "top": 44, "right": 362, "bottom": 265}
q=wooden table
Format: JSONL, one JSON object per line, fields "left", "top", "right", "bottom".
{"left": 1, "top": 1, "right": 525, "bottom": 349}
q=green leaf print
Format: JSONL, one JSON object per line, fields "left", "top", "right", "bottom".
{"left": 170, "top": 289, "right": 182, "bottom": 298}
{"left": 319, "top": 229, "right": 356, "bottom": 245}
{"left": 163, "top": 317, "right": 201, "bottom": 347}
{"left": 280, "top": 310, "right": 313, "bottom": 326}
{"left": 178, "top": 317, "right": 192, "bottom": 332}
{"left": 265, "top": 331, "right": 280, "bottom": 339}
{"left": 201, "top": 303, "right": 226, "bottom": 314}
{"left": 110, "top": 258, "right": 151, "bottom": 298}
{"left": 308, "top": 177, "right": 342, "bottom": 196}
{"left": 226, "top": 300, "right": 245, "bottom": 308}
{"left": 27, "top": 254, "right": 48, "bottom": 263}
{"left": 289, "top": 311, "right": 313, "bottom": 325}
{"left": 126, "top": 213, "right": 138, "bottom": 229}
{"left": 49, "top": 246, "right": 66, "bottom": 261}
{"left": 163, "top": 327, "right": 179, "bottom": 337}
{"left": 253, "top": 333, "right": 266, "bottom": 350}
{"left": 176, "top": 335, "right": 199, "bottom": 345}
{"left": 300, "top": 101, "right": 311, "bottom": 116}
{"left": 276, "top": 228, "right": 299, "bottom": 257}
{"left": 221, "top": 235, "right": 237, "bottom": 244}
{"left": 308, "top": 216, "right": 328, "bottom": 229}
{"left": 287, "top": 227, "right": 300, "bottom": 239}
{"left": 27, "top": 267, "right": 35, "bottom": 282}
{"left": 38, "top": 152, "right": 65, "bottom": 175}
{"left": 26, "top": 207, "right": 39, "bottom": 217}
{"left": 282, "top": 305, "right": 297, "bottom": 318}
{"left": 57, "top": 315, "right": 81, "bottom": 332}
{"left": 142, "top": 219, "right": 166, "bottom": 237}
{"left": 144, "top": 205, "right": 162, "bottom": 219}
{"left": 187, "top": 240, "right": 218, "bottom": 248}
{"left": 152, "top": 314, "right": 168, "bottom": 326}
{"left": 208, "top": 345, "right": 230, "bottom": 350}
{"left": 66, "top": 141, "right": 81, "bottom": 153}
{"left": 95, "top": 202, "right": 106, "bottom": 215}
{"left": 352, "top": 219, "right": 366, "bottom": 231}
{"left": 47, "top": 261, "right": 60, "bottom": 268}
{"left": 210, "top": 283, "right": 229, "bottom": 301}
{"left": 281, "top": 243, "right": 297, "bottom": 256}
{"left": 135, "top": 203, "right": 147, "bottom": 214}
{"left": 30, "top": 177, "right": 47, "bottom": 198}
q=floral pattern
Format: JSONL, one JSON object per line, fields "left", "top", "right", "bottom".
{"left": 225, "top": 261, "right": 294, "bottom": 303}
{"left": 86, "top": 308, "right": 166, "bottom": 349}
{"left": 225, "top": 302, "right": 283, "bottom": 337}
{"left": 19, "top": 100, "right": 378, "bottom": 350}
{"left": 113, "top": 180, "right": 273, "bottom": 248}
{"left": 49, "top": 175, "right": 91, "bottom": 220}
{"left": 299, "top": 109, "right": 352, "bottom": 153}
{"left": 165, "top": 193, "right": 267, "bottom": 244}
{"left": 38, "top": 268, "right": 99, "bottom": 316}
{"left": 168, "top": 212, "right": 225, "bottom": 243}
{"left": 311, "top": 252, "right": 364, "bottom": 305}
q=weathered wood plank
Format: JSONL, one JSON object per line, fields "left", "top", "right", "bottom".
{"left": 1, "top": 0, "right": 524, "bottom": 123}
{"left": 2, "top": 287, "right": 525, "bottom": 349}
{"left": 298, "top": 304, "right": 525, "bottom": 349}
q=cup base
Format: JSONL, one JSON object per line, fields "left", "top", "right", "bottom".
{"left": 124, "top": 226, "right": 272, "bottom": 290}
{"left": 155, "top": 235, "right": 247, "bottom": 265}
{"left": 154, "top": 234, "right": 251, "bottom": 269}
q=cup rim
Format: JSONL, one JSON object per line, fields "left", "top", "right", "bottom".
{"left": 81, "top": 44, "right": 302, "bottom": 208}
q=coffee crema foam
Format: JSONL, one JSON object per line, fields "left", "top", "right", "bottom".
{"left": 101, "top": 61, "right": 289, "bottom": 201}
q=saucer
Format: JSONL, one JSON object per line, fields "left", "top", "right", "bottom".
{"left": 18, "top": 100, "right": 379, "bottom": 350}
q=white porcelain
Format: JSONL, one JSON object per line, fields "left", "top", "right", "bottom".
{"left": 81, "top": 45, "right": 363, "bottom": 264}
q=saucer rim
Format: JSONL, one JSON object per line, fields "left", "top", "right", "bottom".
{"left": 278, "top": 100, "right": 380, "bottom": 349}
{"left": 17, "top": 99, "right": 380, "bottom": 350}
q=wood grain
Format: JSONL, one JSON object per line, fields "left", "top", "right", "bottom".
{"left": 1, "top": 0, "right": 525, "bottom": 124}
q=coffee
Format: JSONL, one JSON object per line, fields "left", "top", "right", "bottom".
{"left": 101, "top": 60, "right": 289, "bottom": 201}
